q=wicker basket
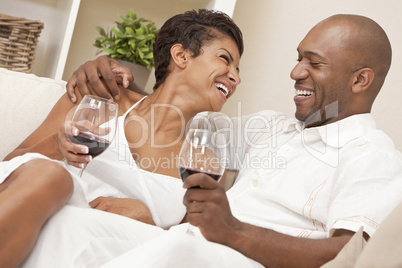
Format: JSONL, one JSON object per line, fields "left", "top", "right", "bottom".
{"left": 0, "top": 14, "right": 44, "bottom": 73}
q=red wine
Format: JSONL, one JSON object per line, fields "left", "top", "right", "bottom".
{"left": 179, "top": 166, "right": 221, "bottom": 182}
{"left": 67, "top": 133, "right": 110, "bottom": 157}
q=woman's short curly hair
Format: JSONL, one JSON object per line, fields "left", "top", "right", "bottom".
{"left": 152, "top": 9, "right": 244, "bottom": 90}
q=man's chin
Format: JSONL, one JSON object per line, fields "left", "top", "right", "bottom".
{"left": 296, "top": 110, "right": 322, "bottom": 127}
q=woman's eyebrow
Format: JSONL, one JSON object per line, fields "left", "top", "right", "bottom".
{"left": 219, "top": 48, "right": 234, "bottom": 62}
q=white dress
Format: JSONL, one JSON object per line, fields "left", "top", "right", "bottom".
{"left": 0, "top": 96, "right": 186, "bottom": 229}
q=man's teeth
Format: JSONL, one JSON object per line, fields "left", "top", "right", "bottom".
{"left": 215, "top": 83, "right": 229, "bottom": 97}
{"left": 295, "top": 89, "right": 313, "bottom": 96}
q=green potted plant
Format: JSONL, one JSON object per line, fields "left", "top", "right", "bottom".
{"left": 93, "top": 9, "right": 158, "bottom": 90}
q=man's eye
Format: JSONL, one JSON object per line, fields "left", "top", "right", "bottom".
{"left": 310, "top": 62, "right": 321, "bottom": 66}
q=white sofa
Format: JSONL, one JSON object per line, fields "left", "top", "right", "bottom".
{"left": 0, "top": 68, "right": 66, "bottom": 160}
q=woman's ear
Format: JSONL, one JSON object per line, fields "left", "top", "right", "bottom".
{"left": 351, "top": 68, "right": 375, "bottom": 94}
{"left": 170, "top": 44, "right": 188, "bottom": 69}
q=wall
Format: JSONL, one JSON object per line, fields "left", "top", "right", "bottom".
{"left": 62, "top": 0, "right": 213, "bottom": 84}
{"left": 225, "top": 0, "right": 402, "bottom": 150}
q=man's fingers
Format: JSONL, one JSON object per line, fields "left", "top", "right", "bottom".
{"left": 183, "top": 172, "right": 220, "bottom": 190}
{"left": 99, "top": 63, "right": 121, "bottom": 100}
{"left": 186, "top": 201, "right": 205, "bottom": 213}
{"left": 183, "top": 188, "right": 208, "bottom": 206}
{"left": 110, "top": 59, "right": 134, "bottom": 86}
{"left": 66, "top": 73, "right": 78, "bottom": 103}
{"left": 75, "top": 73, "right": 92, "bottom": 98}
{"left": 122, "top": 76, "right": 130, "bottom": 88}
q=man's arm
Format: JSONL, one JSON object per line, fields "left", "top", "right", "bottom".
{"left": 66, "top": 56, "right": 134, "bottom": 103}
{"left": 226, "top": 222, "right": 353, "bottom": 267}
{"left": 183, "top": 173, "right": 354, "bottom": 268}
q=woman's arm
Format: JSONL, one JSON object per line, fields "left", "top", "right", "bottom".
{"left": 89, "top": 196, "right": 156, "bottom": 225}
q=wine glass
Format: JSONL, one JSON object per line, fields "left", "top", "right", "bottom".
{"left": 178, "top": 129, "right": 226, "bottom": 234}
{"left": 66, "top": 95, "right": 118, "bottom": 176}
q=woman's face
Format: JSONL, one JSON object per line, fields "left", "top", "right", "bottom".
{"left": 186, "top": 35, "right": 241, "bottom": 112}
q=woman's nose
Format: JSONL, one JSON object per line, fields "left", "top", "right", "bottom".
{"left": 228, "top": 68, "right": 241, "bottom": 85}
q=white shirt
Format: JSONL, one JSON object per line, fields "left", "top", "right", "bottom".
{"left": 208, "top": 111, "right": 402, "bottom": 238}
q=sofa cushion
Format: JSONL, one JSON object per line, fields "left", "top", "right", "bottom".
{"left": 0, "top": 68, "right": 66, "bottom": 160}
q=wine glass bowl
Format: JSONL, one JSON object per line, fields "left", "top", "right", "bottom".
{"left": 66, "top": 95, "right": 118, "bottom": 175}
{"left": 178, "top": 129, "right": 226, "bottom": 183}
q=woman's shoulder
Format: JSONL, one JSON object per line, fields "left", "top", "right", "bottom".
{"left": 116, "top": 88, "right": 148, "bottom": 115}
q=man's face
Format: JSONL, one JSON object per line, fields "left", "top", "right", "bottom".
{"left": 290, "top": 22, "right": 355, "bottom": 127}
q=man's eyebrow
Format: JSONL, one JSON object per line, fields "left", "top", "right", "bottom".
{"left": 297, "top": 48, "right": 325, "bottom": 60}
{"left": 219, "top": 48, "right": 240, "bottom": 73}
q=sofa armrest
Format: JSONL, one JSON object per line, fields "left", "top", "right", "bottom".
{"left": 0, "top": 68, "right": 66, "bottom": 160}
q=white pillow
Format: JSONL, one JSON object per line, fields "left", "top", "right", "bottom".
{"left": 0, "top": 68, "right": 66, "bottom": 160}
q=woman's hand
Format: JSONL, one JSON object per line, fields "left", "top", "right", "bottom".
{"left": 90, "top": 196, "right": 155, "bottom": 225}
{"left": 66, "top": 56, "right": 134, "bottom": 103}
{"left": 183, "top": 173, "right": 242, "bottom": 244}
{"left": 58, "top": 121, "right": 92, "bottom": 168}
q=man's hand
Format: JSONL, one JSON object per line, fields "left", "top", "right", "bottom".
{"left": 66, "top": 56, "right": 134, "bottom": 103}
{"left": 183, "top": 173, "right": 241, "bottom": 244}
{"left": 90, "top": 196, "right": 155, "bottom": 225}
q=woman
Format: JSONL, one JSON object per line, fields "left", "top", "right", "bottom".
{"left": 0, "top": 9, "right": 243, "bottom": 267}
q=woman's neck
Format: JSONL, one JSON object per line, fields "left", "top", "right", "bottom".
{"left": 136, "top": 82, "right": 205, "bottom": 135}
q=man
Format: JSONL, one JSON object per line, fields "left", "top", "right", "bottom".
{"left": 62, "top": 14, "right": 402, "bottom": 267}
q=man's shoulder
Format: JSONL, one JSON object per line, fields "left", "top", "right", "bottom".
{"left": 339, "top": 127, "right": 402, "bottom": 171}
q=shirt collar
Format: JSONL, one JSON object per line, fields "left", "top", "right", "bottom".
{"left": 282, "top": 114, "right": 377, "bottom": 148}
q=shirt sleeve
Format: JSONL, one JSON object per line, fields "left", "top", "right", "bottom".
{"left": 327, "top": 148, "right": 402, "bottom": 237}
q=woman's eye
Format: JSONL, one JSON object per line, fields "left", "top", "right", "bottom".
{"left": 220, "top": 55, "right": 229, "bottom": 63}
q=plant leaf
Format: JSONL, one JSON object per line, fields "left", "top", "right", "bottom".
{"left": 102, "top": 48, "right": 116, "bottom": 54}
{"left": 94, "top": 9, "right": 157, "bottom": 68}
{"left": 96, "top": 26, "right": 106, "bottom": 36}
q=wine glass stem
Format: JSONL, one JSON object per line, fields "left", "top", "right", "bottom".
{"left": 78, "top": 165, "right": 87, "bottom": 177}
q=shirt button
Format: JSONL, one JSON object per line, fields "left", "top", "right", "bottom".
{"left": 252, "top": 180, "right": 258, "bottom": 187}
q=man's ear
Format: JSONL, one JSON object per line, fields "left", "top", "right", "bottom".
{"left": 170, "top": 44, "right": 189, "bottom": 69}
{"left": 351, "top": 68, "right": 375, "bottom": 94}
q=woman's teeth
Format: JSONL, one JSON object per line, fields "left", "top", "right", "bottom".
{"left": 215, "top": 83, "right": 229, "bottom": 97}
